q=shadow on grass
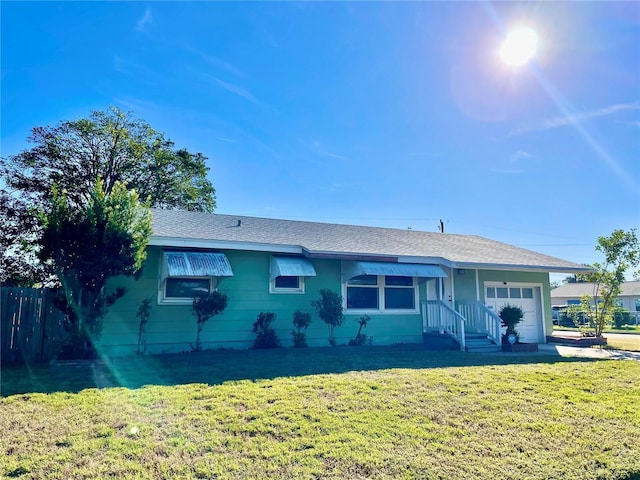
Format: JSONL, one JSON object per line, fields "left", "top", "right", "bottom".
{"left": 1, "top": 344, "right": 602, "bottom": 397}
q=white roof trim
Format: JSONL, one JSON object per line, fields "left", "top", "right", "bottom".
{"left": 150, "top": 236, "right": 302, "bottom": 254}
{"left": 452, "top": 262, "right": 594, "bottom": 273}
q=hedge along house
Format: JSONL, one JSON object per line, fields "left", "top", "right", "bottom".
{"left": 100, "top": 209, "right": 591, "bottom": 355}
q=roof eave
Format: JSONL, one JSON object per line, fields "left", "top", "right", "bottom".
{"left": 453, "top": 262, "right": 594, "bottom": 274}
{"left": 148, "top": 236, "right": 303, "bottom": 254}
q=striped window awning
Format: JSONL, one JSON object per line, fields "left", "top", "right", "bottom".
{"left": 270, "top": 256, "right": 317, "bottom": 280}
{"left": 342, "top": 261, "right": 447, "bottom": 280}
{"left": 162, "top": 252, "right": 234, "bottom": 278}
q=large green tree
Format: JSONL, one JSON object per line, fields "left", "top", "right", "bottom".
{"left": 39, "top": 180, "right": 152, "bottom": 357}
{"left": 0, "top": 107, "right": 216, "bottom": 285}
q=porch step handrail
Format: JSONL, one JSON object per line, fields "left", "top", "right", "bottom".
{"left": 422, "top": 301, "right": 466, "bottom": 351}
{"left": 456, "top": 300, "right": 502, "bottom": 344}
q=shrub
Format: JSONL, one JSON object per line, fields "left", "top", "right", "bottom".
{"left": 613, "top": 308, "right": 632, "bottom": 328}
{"left": 253, "top": 312, "right": 281, "bottom": 349}
{"left": 348, "top": 315, "right": 371, "bottom": 346}
{"left": 311, "top": 289, "right": 344, "bottom": 346}
{"left": 499, "top": 304, "right": 523, "bottom": 343}
{"left": 192, "top": 291, "right": 228, "bottom": 351}
{"left": 291, "top": 310, "right": 312, "bottom": 348}
{"left": 136, "top": 297, "right": 153, "bottom": 355}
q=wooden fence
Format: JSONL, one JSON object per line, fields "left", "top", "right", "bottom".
{"left": 1, "top": 287, "right": 68, "bottom": 365}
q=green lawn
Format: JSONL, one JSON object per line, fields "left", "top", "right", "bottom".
{"left": 2, "top": 347, "right": 640, "bottom": 479}
{"left": 605, "top": 337, "right": 640, "bottom": 352}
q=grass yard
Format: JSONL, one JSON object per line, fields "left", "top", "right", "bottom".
{"left": 605, "top": 336, "right": 640, "bottom": 352}
{"left": 2, "top": 347, "right": 640, "bottom": 479}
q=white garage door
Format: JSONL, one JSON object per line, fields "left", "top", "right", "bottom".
{"left": 484, "top": 284, "right": 542, "bottom": 343}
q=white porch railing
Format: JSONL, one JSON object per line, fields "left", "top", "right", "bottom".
{"left": 456, "top": 300, "right": 502, "bottom": 344}
{"left": 422, "top": 301, "right": 466, "bottom": 351}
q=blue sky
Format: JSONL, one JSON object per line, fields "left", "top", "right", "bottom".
{"left": 2, "top": 2, "right": 639, "bottom": 275}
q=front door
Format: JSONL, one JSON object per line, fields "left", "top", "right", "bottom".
{"left": 484, "top": 283, "right": 542, "bottom": 343}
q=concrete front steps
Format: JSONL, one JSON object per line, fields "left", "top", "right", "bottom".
{"left": 423, "top": 331, "right": 500, "bottom": 352}
{"left": 464, "top": 332, "right": 500, "bottom": 353}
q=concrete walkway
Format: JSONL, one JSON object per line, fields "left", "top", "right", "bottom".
{"left": 536, "top": 343, "right": 640, "bottom": 361}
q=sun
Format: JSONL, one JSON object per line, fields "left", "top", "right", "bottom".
{"left": 500, "top": 27, "right": 538, "bottom": 67}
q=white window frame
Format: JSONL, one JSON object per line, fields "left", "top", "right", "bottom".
{"left": 343, "top": 275, "right": 419, "bottom": 314}
{"left": 270, "top": 275, "right": 305, "bottom": 294}
{"left": 158, "top": 276, "right": 217, "bottom": 305}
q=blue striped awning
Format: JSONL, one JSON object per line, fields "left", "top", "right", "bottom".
{"left": 270, "top": 256, "right": 317, "bottom": 280}
{"left": 343, "top": 261, "right": 446, "bottom": 280}
{"left": 163, "top": 252, "right": 233, "bottom": 278}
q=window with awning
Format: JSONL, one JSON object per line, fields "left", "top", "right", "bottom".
{"left": 270, "top": 256, "right": 316, "bottom": 293}
{"left": 342, "top": 261, "right": 446, "bottom": 281}
{"left": 270, "top": 256, "right": 317, "bottom": 279}
{"left": 160, "top": 252, "right": 233, "bottom": 303}
{"left": 162, "top": 252, "right": 233, "bottom": 278}
{"left": 343, "top": 261, "right": 446, "bottom": 313}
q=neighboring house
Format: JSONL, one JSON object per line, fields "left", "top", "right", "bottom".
{"left": 551, "top": 281, "right": 640, "bottom": 314}
{"left": 100, "top": 209, "right": 590, "bottom": 355}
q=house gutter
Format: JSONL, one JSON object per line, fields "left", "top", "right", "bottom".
{"left": 148, "top": 237, "right": 592, "bottom": 273}
{"left": 148, "top": 236, "right": 303, "bottom": 254}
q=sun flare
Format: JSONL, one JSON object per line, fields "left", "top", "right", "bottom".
{"left": 500, "top": 27, "right": 538, "bottom": 67}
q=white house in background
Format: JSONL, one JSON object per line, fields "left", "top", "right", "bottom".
{"left": 551, "top": 281, "right": 640, "bottom": 313}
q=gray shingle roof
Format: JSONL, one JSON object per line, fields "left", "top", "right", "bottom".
{"left": 150, "top": 209, "right": 590, "bottom": 272}
{"left": 552, "top": 281, "right": 640, "bottom": 298}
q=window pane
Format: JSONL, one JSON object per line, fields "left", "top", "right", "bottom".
{"left": 385, "top": 276, "right": 413, "bottom": 286}
{"left": 347, "top": 287, "right": 378, "bottom": 309}
{"left": 567, "top": 299, "right": 580, "bottom": 305}
{"left": 166, "top": 278, "right": 210, "bottom": 298}
{"left": 347, "top": 275, "right": 378, "bottom": 286}
{"left": 635, "top": 299, "right": 640, "bottom": 312}
{"left": 486, "top": 287, "right": 496, "bottom": 298}
{"left": 497, "top": 288, "right": 508, "bottom": 298}
{"left": 274, "top": 276, "right": 299, "bottom": 289}
{"left": 522, "top": 288, "right": 534, "bottom": 299}
{"left": 509, "top": 288, "right": 521, "bottom": 298}
{"left": 385, "top": 287, "right": 415, "bottom": 309}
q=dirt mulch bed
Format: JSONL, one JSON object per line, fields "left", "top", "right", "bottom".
{"left": 547, "top": 335, "right": 608, "bottom": 347}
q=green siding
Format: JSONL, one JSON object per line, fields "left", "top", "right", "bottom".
{"left": 99, "top": 249, "right": 552, "bottom": 355}
{"left": 452, "top": 269, "right": 478, "bottom": 302}
{"left": 100, "top": 248, "right": 425, "bottom": 355}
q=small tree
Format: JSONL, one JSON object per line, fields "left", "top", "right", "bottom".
{"left": 311, "top": 289, "right": 344, "bottom": 346}
{"left": 38, "top": 179, "right": 152, "bottom": 358}
{"left": 192, "top": 291, "right": 228, "bottom": 351}
{"left": 252, "top": 312, "right": 281, "bottom": 349}
{"left": 584, "top": 229, "right": 639, "bottom": 337}
{"left": 136, "top": 297, "right": 153, "bottom": 355}
{"left": 499, "top": 304, "right": 524, "bottom": 343}
{"left": 348, "top": 315, "right": 371, "bottom": 346}
{"left": 291, "top": 310, "right": 312, "bottom": 348}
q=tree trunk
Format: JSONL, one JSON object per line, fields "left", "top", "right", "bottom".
{"left": 195, "top": 322, "right": 204, "bottom": 351}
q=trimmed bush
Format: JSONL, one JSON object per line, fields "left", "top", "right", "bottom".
{"left": 253, "top": 312, "right": 281, "bottom": 349}
{"left": 292, "top": 310, "right": 312, "bottom": 348}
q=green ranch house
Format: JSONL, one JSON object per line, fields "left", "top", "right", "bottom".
{"left": 100, "top": 209, "right": 591, "bottom": 355}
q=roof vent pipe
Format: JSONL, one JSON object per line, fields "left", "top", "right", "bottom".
{"left": 237, "top": 219, "right": 242, "bottom": 227}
